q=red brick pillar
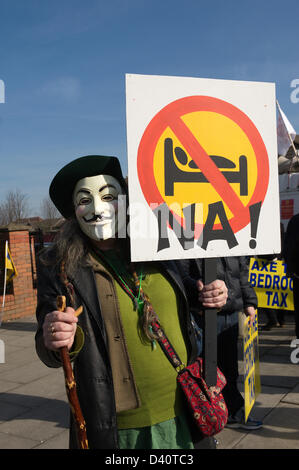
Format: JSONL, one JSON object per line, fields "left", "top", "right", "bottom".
{"left": 0, "top": 226, "right": 37, "bottom": 321}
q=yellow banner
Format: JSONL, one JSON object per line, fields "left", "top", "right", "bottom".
{"left": 5, "top": 244, "right": 18, "bottom": 283}
{"left": 248, "top": 257, "right": 293, "bottom": 310}
{"left": 243, "top": 311, "right": 261, "bottom": 422}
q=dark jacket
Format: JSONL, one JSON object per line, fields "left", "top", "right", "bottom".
{"left": 283, "top": 214, "right": 299, "bottom": 277}
{"left": 178, "top": 256, "right": 257, "bottom": 315}
{"left": 35, "top": 257, "right": 199, "bottom": 449}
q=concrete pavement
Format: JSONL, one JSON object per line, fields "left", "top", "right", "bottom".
{"left": 0, "top": 311, "right": 298, "bottom": 449}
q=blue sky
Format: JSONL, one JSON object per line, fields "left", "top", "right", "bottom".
{"left": 0, "top": 0, "right": 299, "bottom": 215}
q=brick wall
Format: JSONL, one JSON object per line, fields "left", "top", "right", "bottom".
{"left": 0, "top": 227, "right": 37, "bottom": 322}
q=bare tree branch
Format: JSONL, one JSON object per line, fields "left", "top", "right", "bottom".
{"left": 0, "top": 190, "right": 29, "bottom": 224}
{"left": 40, "top": 196, "right": 60, "bottom": 219}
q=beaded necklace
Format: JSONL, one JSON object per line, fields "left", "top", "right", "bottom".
{"left": 90, "top": 248, "right": 158, "bottom": 348}
{"left": 90, "top": 248, "right": 144, "bottom": 317}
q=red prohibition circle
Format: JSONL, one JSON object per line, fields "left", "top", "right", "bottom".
{"left": 137, "top": 95, "right": 269, "bottom": 234}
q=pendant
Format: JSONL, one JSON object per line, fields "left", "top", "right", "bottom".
{"left": 133, "top": 298, "right": 144, "bottom": 317}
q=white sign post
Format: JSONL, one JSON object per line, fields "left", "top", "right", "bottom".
{"left": 126, "top": 73, "right": 280, "bottom": 262}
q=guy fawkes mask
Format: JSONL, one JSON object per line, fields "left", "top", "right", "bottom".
{"left": 73, "top": 174, "right": 125, "bottom": 241}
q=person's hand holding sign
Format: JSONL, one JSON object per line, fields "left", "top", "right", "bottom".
{"left": 197, "top": 279, "right": 228, "bottom": 310}
{"left": 244, "top": 305, "right": 256, "bottom": 326}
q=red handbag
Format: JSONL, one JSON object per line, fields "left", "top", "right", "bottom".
{"left": 151, "top": 321, "right": 228, "bottom": 437}
{"left": 177, "top": 358, "right": 228, "bottom": 436}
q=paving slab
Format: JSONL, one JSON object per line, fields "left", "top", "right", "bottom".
{"left": 0, "top": 380, "right": 24, "bottom": 394}
{"left": 0, "top": 399, "right": 31, "bottom": 423}
{"left": 34, "top": 429, "right": 69, "bottom": 449}
{"left": 262, "top": 344, "right": 295, "bottom": 357}
{"left": 0, "top": 431, "right": 40, "bottom": 449}
{"left": 0, "top": 330, "right": 36, "bottom": 348}
{"left": 0, "top": 347, "right": 39, "bottom": 374}
{"left": 0, "top": 397, "right": 68, "bottom": 443}
{"left": 259, "top": 358, "right": 299, "bottom": 389}
{"left": 0, "top": 374, "right": 67, "bottom": 409}
{"left": 217, "top": 384, "right": 289, "bottom": 449}
{"left": 281, "top": 383, "right": 299, "bottom": 405}
{"left": 0, "top": 359, "right": 55, "bottom": 385}
{"left": 233, "top": 403, "right": 299, "bottom": 449}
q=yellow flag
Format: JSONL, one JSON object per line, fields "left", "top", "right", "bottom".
{"left": 5, "top": 244, "right": 17, "bottom": 283}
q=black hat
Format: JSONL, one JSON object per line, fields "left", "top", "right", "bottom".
{"left": 49, "top": 155, "right": 127, "bottom": 219}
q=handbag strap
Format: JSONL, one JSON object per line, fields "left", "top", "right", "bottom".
{"left": 151, "top": 320, "right": 186, "bottom": 373}
{"left": 130, "top": 263, "right": 188, "bottom": 372}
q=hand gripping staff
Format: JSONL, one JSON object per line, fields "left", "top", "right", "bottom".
{"left": 56, "top": 295, "right": 89, "bottom": 449}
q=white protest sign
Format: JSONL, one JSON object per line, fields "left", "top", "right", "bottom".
{"left": 126, "top": 74, "right": 280, "bottom": 262}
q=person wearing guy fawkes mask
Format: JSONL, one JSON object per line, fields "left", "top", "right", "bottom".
{"left": 35, "top": 155, "right": 228, "bottom": 450}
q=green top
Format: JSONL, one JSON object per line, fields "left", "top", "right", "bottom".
{"left": 116, "top": 268, "right": 188, "bottom": 429}
{"left": 97, "top": 250, "right": 188, "bottom": 430}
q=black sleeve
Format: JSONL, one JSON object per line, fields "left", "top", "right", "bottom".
{"left": 283, "top": 215, "right": 299, "bottom": 276}
{"left": 239, "top": 257, "right": 258, "bottom": 309}
{"left": 35, "top": 259, "right": 68, "bottom": 368}
{"left": 176, "top": 259, "right": 203, "bottom": 310}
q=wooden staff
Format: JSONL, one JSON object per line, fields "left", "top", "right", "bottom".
{"left": 56, "top": 295, "right": 89, "bottom": 449}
